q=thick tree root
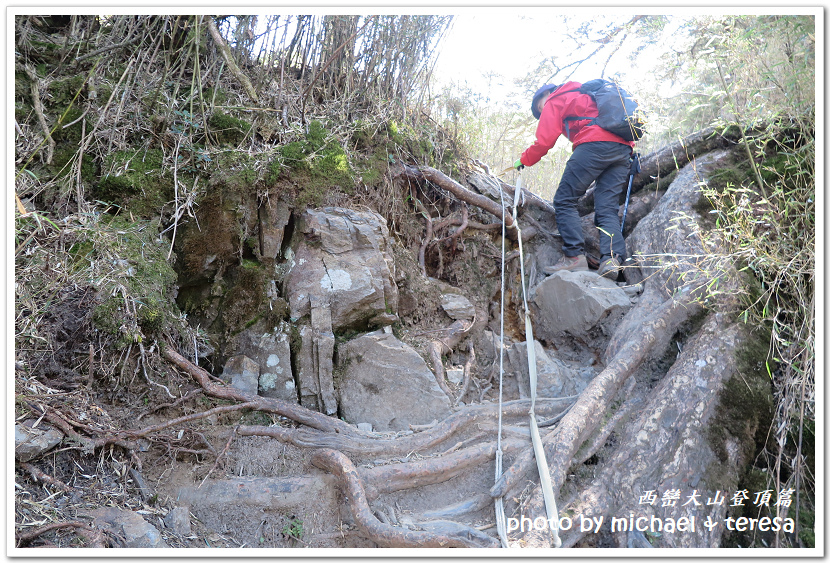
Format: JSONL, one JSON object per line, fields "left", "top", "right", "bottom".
{"left": 395, "top": 163, "right": 539, "bottom": 242}
{"left": 491, "top": 293, "right": 696, "bottom": 502}
{"left": 427, "top": 318, "right": 474, "bottom": 401}
{"left": 359, "top": 438, "right": 527, "bottom": 500}
{"left": 513, "top": 293, "right": 700, "bottom": 547}
{"left": 237, "top": 397, "right": 571, "bottom": 457}
{"left": 311, "top": 448, "right": 497, "bottom": 548}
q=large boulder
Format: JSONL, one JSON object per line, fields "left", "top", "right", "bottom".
{"left": 530, "top": 270, "right": 631, "bottom": 341}
{"left": 283, "top": 208, "right": 398, "bottom": 331}
{"left": 336, "top": 331, "right": 452, "bottom": 431}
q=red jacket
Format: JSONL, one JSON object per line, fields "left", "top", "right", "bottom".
{"left": 520, "top": 81, "right": 635, "bottom": 167}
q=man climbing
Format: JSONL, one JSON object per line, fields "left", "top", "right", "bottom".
{"left": 514, "top": 81, "right": 635, "bottom": 279}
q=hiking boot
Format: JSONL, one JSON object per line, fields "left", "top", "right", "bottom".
{"left": 598, "top": 256, "right": 621, "bottom": 279}
{"left": 543, "top": 254, "right": 589, "bottom": 274}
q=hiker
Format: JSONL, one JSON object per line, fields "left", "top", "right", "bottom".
{"left": 514, "top": 81, "right": 636, "bottom": 279}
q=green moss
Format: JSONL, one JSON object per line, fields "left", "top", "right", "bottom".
{"left": 211, "top": 150, "right": 260, "bottom": 193}
{"left": 272, "top": 120, "right": 356, "bottom": 206}
{"left": 209, "top": 111, "right": 251, "bottom": 145}
{"left": 93, "top": 148, "right": 174, "bottom": 217}
{"left": 88, "top": 216, "right": 179, "bottom": 348}
{"left": 279, "top": 141, "right": 309, "bottom": 170}
{"left": 221, "top": 265, "right": 266, "bottom": 336}
{"left": 46, "top": 74, "right": 86, "bottom": 108}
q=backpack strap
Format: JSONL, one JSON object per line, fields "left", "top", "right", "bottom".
{"left": 549, "top": 87, "right": 595, "bottom": 139}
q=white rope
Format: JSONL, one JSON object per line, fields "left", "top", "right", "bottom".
{"left": 493, "top": 174, "right": 510, "bottom": 548}
{"left": 493, "top": 173, "right": 561, "bottom": 548}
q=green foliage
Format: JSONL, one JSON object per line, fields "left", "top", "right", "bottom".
{"left": 281, "top": 516, "right": 304, "bottom": 540}
{"left": 209, "top": 110, "right": 252, "bottom": 145}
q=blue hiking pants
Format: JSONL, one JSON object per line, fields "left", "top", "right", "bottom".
{"left": 552, "top": 141, "right": 632, "bottom": 262}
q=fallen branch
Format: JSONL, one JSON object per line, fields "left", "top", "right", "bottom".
{"left": 311, "top": 448, "right": 495, "bottom": 547}
{"left": 162, "top": 347, "right": 359, "bottom": 436}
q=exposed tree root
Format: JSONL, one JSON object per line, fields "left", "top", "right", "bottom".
{"left": 511, "top": 293, "right": 701, "bottom": 547}
{"left": 427, "top": 318, "right": 473, "bottom": 401}
{"left": 577, "top": 126, "right": 740, "bottom": 215}
{"left": 237, "top": 397, "right": 571, "bottom": 456}
{"left": 162, "top": 347, "right": 361, "bottom": 436}
{"left": 557, "top": 313, "right": 745, "bottom": 548}
{"left": 25, "top": 402, "right": 142, "bottom": 468}
{"left": 491, "top": 293, "right": 696, "bottom": 503}
{"left": 18, "top": 462, "right": 72, "bottom": 492}
{"left": 572, "top": 378, "right": 641, "bottom": 467}
{"left": 359, "top": 437, "right": 527, "bottom": 500}
{"left": 395, "top": 163, "right": 540, "bottom": 242}
{"left": 311, "top": 448, "right": 497, "bottom": 548}
{"left": 417, "top": 494, "right": 493, "bottom": 520}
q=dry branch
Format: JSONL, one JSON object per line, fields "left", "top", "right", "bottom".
{"left": 23, "top": 65, "right": 55, "bottom": 165}
{"left": 312, "top": 448, "right": 496, "bottom": 547}
{"left": 206, "top": 17, "right": 258, "bottom": 102}
{"left": 162, "top": 347, "right": 359, "bottom": 435}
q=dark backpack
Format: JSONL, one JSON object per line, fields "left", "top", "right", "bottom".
{"left": 558, "top": 79, "right": 646, "bottom": 142}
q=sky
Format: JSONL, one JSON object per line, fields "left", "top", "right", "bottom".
{"left": 430, "top": 9, "right": 680, "bottom": 107}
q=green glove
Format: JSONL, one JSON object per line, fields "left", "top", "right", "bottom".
{"left": 514, "top": 159, "right": 525, "bottom": 171}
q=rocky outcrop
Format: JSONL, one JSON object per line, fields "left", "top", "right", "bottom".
{"left": 283, "top": 208, "right": 399, "bottom": 331}
{"left": 226, "top": 323, "right": 296, "bottom": 401}
{"left": 336, "top": 331, "right": 453, "bottom": 431}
